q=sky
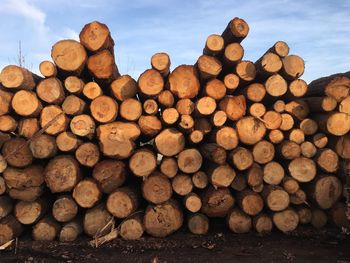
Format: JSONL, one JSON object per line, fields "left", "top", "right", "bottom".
{"left": 0, "top": 0, "right": 349, "bottom": 83}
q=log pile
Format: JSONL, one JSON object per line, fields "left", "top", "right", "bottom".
{"left": 0, "top": 18, "right": 349, "bottom": 245}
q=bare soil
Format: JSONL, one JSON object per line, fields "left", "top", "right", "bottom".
{"left": 1, "top": 226, "right": 349, "bottom": 263}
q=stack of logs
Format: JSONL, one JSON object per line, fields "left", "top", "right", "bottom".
{"left": 0, "top": 17, "right": 349, "bottom": 245}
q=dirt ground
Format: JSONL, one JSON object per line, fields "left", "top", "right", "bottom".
{"left": 1, "top": 226, "right": 350, "bottom": 263}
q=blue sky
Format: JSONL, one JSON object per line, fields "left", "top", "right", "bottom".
{"left": 0, "top": 0, "right": 349, "bottom": 83}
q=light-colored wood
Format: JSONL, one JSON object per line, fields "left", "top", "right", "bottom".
{"left": 288, "top": 157, "right": 316, "bottom": 183}
{"left": 142, "top": 172, "right": 172, "bottom": 204}
{"left": 138, "top": 69, "right": 164, "bottom": 97}
{"left": 288, "top": 79, "right": 308, "bottom": 98}
{"left": 30, "top": 134, "right": 57, "bottom": 159}
{"left": 211, "top": 126, "right": 239, "bottom": 150}
{"left": 75, "top": 142, "right": 100, "bottom": 167}
{"left": 313, "top": 133, "right": 328, "bottom": 148}
{"left": 315, "top": 148, "right": 339, "bottom": 173}
{"left": 172, "top": 174, "right": 193, "bottom": 196}
{"left": 87, "top": 49, "right": 119, "bottom": 81}
{"left": 313, "top": 111, "right": 350, "bottom": 136}
{"left": 265, "top": 74, "right": 287, "bottom": 97}
{"left": 64, "top": 76, "right": 84, "bottom": 94}
{"left": 236, "top": 117, "right": 266, "bottom": 145}
{"left": 219, "top": 95, "right": 246, "bottom": 121}
{"left": 160, "top": 157, "right": 178, "bottom": 178}
{"left": 302, "top": 96, "right": 337, "bottom": 112}
{"left": 252, "top": 140, "right": 275, "bottom": 164}
{"left": 203, "top": 34, "right": 224, "bottom": 56}
{"left": 83, "top": 82, "right": 103, "bottom": 100}
{"left": 18, "top": 118, "right": 39, "bottom": 139}
{"left": 79, "top": 21, "right": 114, "bottom": 52}
{"left": 70, "top": 114, "right": 95, "bottom": 138}
{"left": 187, "top": 213, "right": 209, "bottom": 235}
{"left": 188, "top": 130, "right": 204, "bottom": 144}
{"left": 249, "top": 103, "right": 266, "bottom": 118}
{"left": 32, "top": 217, "right": 60, "bottom": 241}
{"left": 143, "top": 99, "right": 159, "bottom": 115}
{"left": 2, "top": 138, "right": 33, "bottom": 168}
{"left": 196, "top": 55, "right": 222, "bottom": 80}
{"left": 273, "top": 208, "right": 299, "bottom": 232}
{"left": 0, "top": 89, "right": 12, "bottom": 116}
{"left": 255, "top": 52, "right": 282, "bottom": 77}
{"left": 62, "top": 95, "right": 86, "bottom": 115}
{"left": 237, "top": 190, "right": 264, "bottom": 216}
{"left": 221, "top": 17, "right": 249, "bottom": 44}
{"left": 176, "top": 98, "right": 195, "bottom": 115}
{"left": 138, "top": 115, "right": 162, "bottom": 137}
{"left": 0, "top": 65, "right": 39, "bottom": 90}
{"left": 235, "top": 60, "right": 256, "bottom": 83}
{"left": 56, "top": 132, "right": 81, "bottom": 152}
{"left": 201, "top": 186, "right": 234, "bottom": 218}
{"left": 268, "top": 129, "right": 284, "bottom": 144}
{"left": 162, "top": 108, "right": 179, "bottom": 125}
{"left": 208, "top": 164, "right": 236, "bottom": 188}
{"left": 281, "top": 55, "right": 305, "bottom": 80}
{"left": 262, "top": 185, "right": 290, "bottom": 212}
{"left": 184, "top": 192, "right": 202, "bottom": 213}
{"left": 73, "top": 178, "right": 102, "bottom": 208}
{"left": 51, "top": 40, "right": 87, "bottom": 75}
{"left": 120, "top": 214, "right": 144, "bottom": 240}
{"left": 83, "top": 204, "right": 113, "bottom": 237}
{"left": 0, "top": 215, "right": 23, "bottom": 245}
{"left": 308, "top": 175, "right": 342, "bottom": 209}
{"left": 263, "top": 161, "right": 284, "bottom": 185}
{"left": 246, "top": 83, "right": 266, "bottom": 102}
{"left": 268, "top": 41, "right": 289, "bottom": 57}
{"left": 59, "top": 219, "right": 83, "bottom": 242}
{"left": 223, "top": 43, "right": 244, "bottom": 66}
{"left": 224, "top": 73, "right": 240, "bottom": 92}
{"left": 144, "top": 200, "right": 183, "bottom": 237}
{"left": 273, "top": 100, "right": 285, "bottom": 113}
{"left": 227, "top": 208, "right": 252, "bottom": 233}
{"left": 178, "top": 114, "right": 194, "bottom": 132}
{"left": 14, "top": 198, "right": 46, "bottom": 225}
{"left": 169, "top": 65, "right": 200, "bottom": 99}
{"left": 39, "top": 60, "right": 57, "bottom": 77}
{"left": 90, "top": 95, "right": 118, "bottom": 123}
{"left": 288, "top": 128, "right": 305, "bottom": 144}
{"left": 277, "top": 140, "right": 301, "bottom": 160}
{"left": 282, "top": 177, "right": 299, "bottom": 194}
{"left": 155, "top": 128, "right": 185, "bottom": 157}
{"left": 129, "top": 148, "right": 157, "bottom": 177}
{"left": 11, "top": 90, "right": 42, "bottom": 117}
{"left": 107, "top": 187, "right": 138, "bottom": 218}
{"left": 263, "top": 111, "right": 282, "bottom": 130}
{"left": 96, "top": 121, "right": 140, "bottom": 159}
{"left": 285, "top": 100, "right": 309, "bottom": 120}
{"left": 196, "top": 96, "right": 217, "bottom": 116}
{"left": 300, "top": 141, "right": 317, "bottom": 158}
{"left": 211, "top": 111, "right": 227, "bottom": 127}
{"left": 45, "top": 155, "right": 81, "bottom": 193}
{"left": 339, "top": 96, "right": 350, "bottom": 114}
{"left": 0, "top": 115, "right": 17, "bottom": 132}
{"left": 111, "top": 75, "right": 138, "bottom": 101}
{"left": 52, "top": 195, "right": 78, "bottom": 223}
{"left": 177, "top": 148, "right": 202, "bottom": 174}
{"left": 40, "top": 105, "right": 69, "bottom": 135}
{"left": 158, "top": 90, "right": 174, "bottom": 108}
{"left": 204, "top": 79, "right": 226, "bottom": 101}
{"left": 229, "top": 147, "right": 253, "bottom": 171}
{"left": 192, "top": 171, "right": 208, "bottom": 189}
{"left": 151, "top": 52, "right": 171, "bottom": 77}
{"left": 279, "top": 113, "right": 294, "bottom": 131}
{"left": 246, "top": 163, "right": 263, "bottom": 189}
{"left": 92, "top": 159, "right": 126, "bottom": 194}
{"left": 253, "top": 214, "right": 273, "bottom": 234}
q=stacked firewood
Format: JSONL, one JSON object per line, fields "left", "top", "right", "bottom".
{"left": 0, "top": 18, "right": 349, "bottom": 245}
